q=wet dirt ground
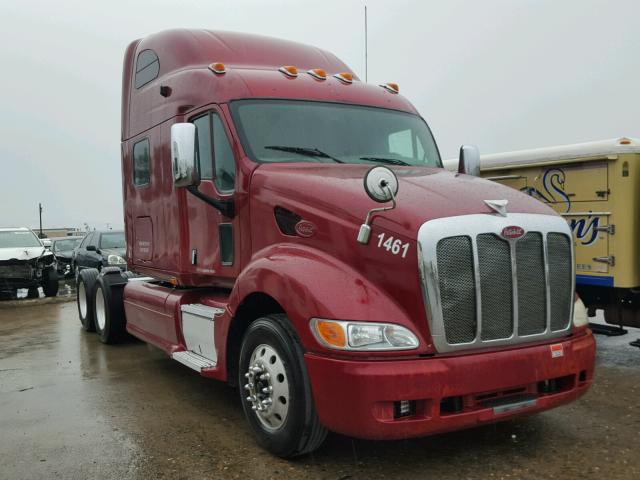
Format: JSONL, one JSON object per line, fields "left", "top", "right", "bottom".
{"left": 0, "top": 299, "right": 638, "bottom": 480}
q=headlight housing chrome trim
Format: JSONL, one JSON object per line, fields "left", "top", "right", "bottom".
{"left": 310, "top": 318, "right": 420, "bottom": 351}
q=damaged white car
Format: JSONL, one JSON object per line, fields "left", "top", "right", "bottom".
{"left": 0, "top": 228, "right": 58, "bottom": 299}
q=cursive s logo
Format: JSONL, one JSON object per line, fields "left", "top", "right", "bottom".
{"left": 520, "top": 168, "right": 571, "bottom": 213}
{"left": 501, "top": 226, "right": 525, "bottom": 240}
{"left": 295, "top": 220, "right": 316, "bottom": 238}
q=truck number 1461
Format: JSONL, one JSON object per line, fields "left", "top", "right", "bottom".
{"left": 377, "top": 233, "right": 410, "bottom": 258}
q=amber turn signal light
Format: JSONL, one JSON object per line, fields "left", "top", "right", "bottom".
{"left": 380, "top": 82, "right": 399, "bottom": 94}
{"left": 307, "top": 68, "right": 327, "bottom": 80}
{"left": 208, "top": 62, "right": 226, "bottom": 74}
{"left": 279, "top": 65, "right": 299, "bottom": 77}
{"left": 334, "top": 72, "right": 354, "bottom": 84}
{"left": 314, "top": 319, "right": 347, "bottom": 348}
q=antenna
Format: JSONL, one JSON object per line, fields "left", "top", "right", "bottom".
{"left": 364, "top": 5, "right": 368, "bottom": 83}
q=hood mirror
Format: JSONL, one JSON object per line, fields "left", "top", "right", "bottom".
{"left": 357, "top": 166, "right": 399, "bottom": 245}
{"left": 458, "top": 145, "right": 481, "bottom": 176}
{"left": 364, "top": 166, "right": 399, "bottom": 202}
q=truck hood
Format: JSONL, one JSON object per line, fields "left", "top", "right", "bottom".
{"left": 0, "top": 246, "right": 46, "bottom": 262}
{"left": 253, "top": 163, "right": 554, "bottom": 238}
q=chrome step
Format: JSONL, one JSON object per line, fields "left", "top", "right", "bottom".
{"left": 181, "top": 303, "right": 225, "bottom": 317}
{"left": 172, "top": 350, "right": 217, "bottom": 372}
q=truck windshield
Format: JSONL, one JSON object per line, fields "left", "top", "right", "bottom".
{"left": 230, "top": 100, "right": 441, "bottom": 167}
{"left": 0, "top": 230, "right": 42, "bottom": 248}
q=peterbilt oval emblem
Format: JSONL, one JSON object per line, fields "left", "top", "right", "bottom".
{"left": 295, "top": 220, "right": 317, "bottom": 238}
{"left": 501, "top": 226, "right": 525, "bottom": 240}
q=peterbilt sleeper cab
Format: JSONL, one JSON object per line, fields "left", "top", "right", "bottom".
{"left": 75, "top": 29, "right": 595, "bottom": 457}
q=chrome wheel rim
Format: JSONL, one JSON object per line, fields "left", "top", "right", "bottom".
{"left": 95, "top": 287, "right": 106, "bottom": 331}
{"left": 78, "top": 282, "right": 87, "bottom": 318}
{"left": 244, "top": 344, "right": 290, "bottom": 431}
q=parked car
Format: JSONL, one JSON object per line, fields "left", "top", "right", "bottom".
{"left": 73, "top": 231, "right": 127, "bottom": 278}
{"left": 51, "top": 236, "right": 84, "bottom": 278}
{"left": 0, "top": 227, "right": 58, "bottom": 299}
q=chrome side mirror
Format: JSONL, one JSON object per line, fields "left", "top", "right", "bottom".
{"left": 357, "top": 166, "right": 399, "bottom": 244}
{"left": 170, "top": 123, "right": 199, "bottom": 187}
{"left": 42, "top": 239, "right": 52, "bottom": 249}
{"left": 458, "top": 145, "right": 481, "bottom": 176}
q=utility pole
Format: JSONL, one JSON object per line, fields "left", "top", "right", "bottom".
{"left": 365, "top": 5, "right": 368, "bottom": 83}
{"left": 38, "top": 203, "right": 43, "bottom": 238}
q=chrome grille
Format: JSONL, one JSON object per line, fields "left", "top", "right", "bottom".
{"left": 477, "top": 234, "right": 513, "bottom": 340}
{"left": 516, "top": 232, "right": 547, "bottom": 335}
{"left": 548, "top": 233, "right": 572, "bottom": 331}
{"left": 419, "top": 214, "right": 574, "bottom": 353}
{"left": 436, "top": 236, "right": 476, "bottom": 344}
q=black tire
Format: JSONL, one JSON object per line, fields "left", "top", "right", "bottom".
{"left": 77, "top": 268, "right": 99, "bottom": 332}
{"left": 27, "top": 287, "right": 39, "bottom": 299}
{"left": 42, "top": 268, "right": 59, "bottom": 297}
{"left": 93, "top": 274, "right": 127, "bottom": 344}
{"left": 238, "top": 314, "right": 327, "bottom": 457}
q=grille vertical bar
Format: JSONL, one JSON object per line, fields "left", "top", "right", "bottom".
{"left": 516, "top": 233, "right": 547, "bottom": 335}
{"left": 477, "top": 234, "right": 513, "bottom": 340}
{"left": 547, "top": 233, "right": 573, "bottom": 331}
{"left": 436, "top": 236, "right": 476, "bottom": 344}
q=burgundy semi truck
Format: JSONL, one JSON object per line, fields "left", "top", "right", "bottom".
{"left": 76, "top": 29, "right": 595, "bottom": 457}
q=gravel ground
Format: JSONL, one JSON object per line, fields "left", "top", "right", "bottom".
{"left": 0, "top": 301, "right": 638, "bottom": 480}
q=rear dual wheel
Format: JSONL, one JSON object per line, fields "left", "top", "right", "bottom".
{"left": 238, "top": 314, "right": 327, "bottom": 457}
{"left": 77, "top": 269, "right": 99, "bottom": 331}
{"left": 93, "top": 273, "right": 126, "bottom": 344}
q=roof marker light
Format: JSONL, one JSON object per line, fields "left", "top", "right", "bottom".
{"left": 619, "top": 137, "right": 632, "bottom": 145}
{"left": 307, "top": 68, "right": 327, "bottom": 80}
{"left": 208, "top": 62, "right": 226, "bottom": 74}
{"left": 380, "top": 82, "right": 400, "bottom": 94}
{"left": 334, "top": 72, "right": 354, "bottom": 84}
{"left": 279, "top": 65, "right": 299, "bottom": 77}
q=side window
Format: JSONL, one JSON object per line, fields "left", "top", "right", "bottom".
{"left": 194, "top": 115, "right": 213, "bottom": 179}
{"left": 135, "top": 50, "right": 160, "bottom": 89}
{"left": 212, "top": 114, "right": 236, "bottom": 192}
{"left": 133, "top": 139, "right": 151, "bottom": 187}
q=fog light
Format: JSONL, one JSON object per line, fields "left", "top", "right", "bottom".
{"left": 394, "top": 400, "right": 415, "bottom": 418}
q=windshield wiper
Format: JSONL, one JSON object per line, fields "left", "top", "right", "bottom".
{"left": 265, "top": 145, "right": 344, "bottom": 163}
{"left": 359, "top": 156, "right": 410, "bottom": 166}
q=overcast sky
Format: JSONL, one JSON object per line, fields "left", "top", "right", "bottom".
{"left": 1, "top": 0, "right": 638, "bottom": 230}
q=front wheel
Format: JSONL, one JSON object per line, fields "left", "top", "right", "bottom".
{"left": 42, "top": 268, "right": 59, "bottom": 297}
{"left": 238, "top": 314, "right": 327, "bottom": 457}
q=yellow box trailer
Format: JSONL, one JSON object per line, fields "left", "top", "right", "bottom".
{"left": 446, "top": 137, "right": 640, "bottom": 328}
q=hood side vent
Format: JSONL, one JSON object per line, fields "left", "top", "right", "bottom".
{"left": 274, "top": 207, "right": 301, "bottom": 236}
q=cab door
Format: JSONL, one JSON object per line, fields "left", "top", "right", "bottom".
{"left": 184, "top": 106, "right": 238, "bottom": 285}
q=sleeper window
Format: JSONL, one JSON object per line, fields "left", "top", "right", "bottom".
{"left": 133, "top": 139, "right": 151, "bottom": 187}
{"left": 135, "top": 50, "right": 160, "bottom": 89}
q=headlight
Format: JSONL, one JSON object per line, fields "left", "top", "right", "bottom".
{"left": 310, "top": 318, "right": 419, "bottom": 351}
{"left": 107, "top": 254, "right": 127, "bottom": 265}
{"left": 573, "top": 294, "right": 589, "bottom": 328}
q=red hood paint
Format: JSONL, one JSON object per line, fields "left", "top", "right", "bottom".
{"left": 252, "top": 163, "right": 555, "bottom": 238}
